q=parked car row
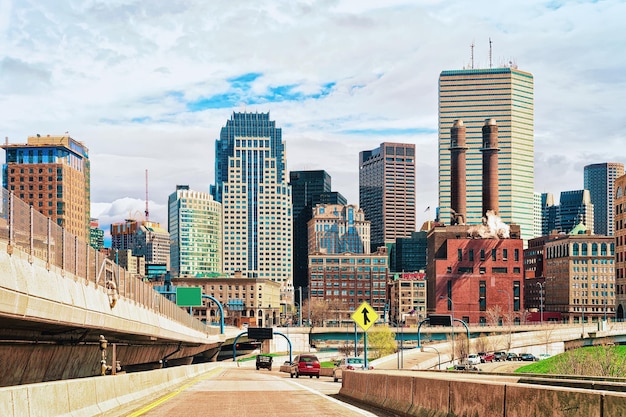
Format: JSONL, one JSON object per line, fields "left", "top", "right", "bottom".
{"left": 475, "top": 351, "right": 542, "bottom": 363}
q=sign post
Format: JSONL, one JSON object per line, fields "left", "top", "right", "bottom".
{"left": 351, "top": 301, "right": 379, "bottom": 369}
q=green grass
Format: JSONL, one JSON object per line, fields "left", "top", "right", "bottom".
{"left": 515, "top": 346, "right": 626, "bottom": 376}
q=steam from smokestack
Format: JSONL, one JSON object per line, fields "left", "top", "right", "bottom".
{"left": 467, "top": 210, "right": 510, "bottom": 239}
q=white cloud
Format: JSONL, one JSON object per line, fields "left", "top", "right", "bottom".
{"left": 1, "top": 0, "right": 625, "bottom": 236}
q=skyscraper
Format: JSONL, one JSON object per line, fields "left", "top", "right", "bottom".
{"left": 584, "top": 162, "right": 624, "bottom": 236}
{"left": 308, "top": 204, "right": 369, "bottom": 255}
{"left": 2, "top": 135, "right": 90, "bottom": 240}
{"left": 438, "top": 67, "right": 534, "bottom": 242}
{"left": 168, "top": 185, "right": 222, "bottom": 278}
{"left": 290, "top": 170, "right": 346, "bottom": 291}
{"left": 557, "top": 190, "right": 594, "bottom": 234}
{"left": 110, "top": 219, "right": 170, "bottom": 274}
{"left": 359, "top": 142, "right": 416, "bottom": 252}
{"left": 211, "top": 112, "right": 293, "bottom": 298}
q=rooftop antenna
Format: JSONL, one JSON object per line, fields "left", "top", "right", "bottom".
{"left": 145, "top": 169, "right": 149, "bottom": 222}
{"left": 470, "top": 41, "right": 475, "bottom": 69}
{"left": 489, "top": 38, "right": 493, "bottom": 68}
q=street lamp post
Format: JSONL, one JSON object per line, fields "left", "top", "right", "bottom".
{"left": 440, "top": 296, "right": 455, "bottom": 364}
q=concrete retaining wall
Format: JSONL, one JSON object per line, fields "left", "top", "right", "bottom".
{"left": 340, "top": 371, "right": 626, "bottom": 417}
{"left": 0, "top": 362, "right": 226, "bottom": 417}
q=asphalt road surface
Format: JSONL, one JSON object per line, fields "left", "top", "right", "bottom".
{"left": 117, "top": 366, "right": 403, "bottom": 417}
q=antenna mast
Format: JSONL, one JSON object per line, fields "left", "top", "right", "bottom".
{"left": 470, "top": 41, "right": 475, "bottom": 69}
{"left": 489, "top": 38, "right": 493, "bottom": 68}
{"left": 145, "top": 169, "right": 149, "bottom": 222}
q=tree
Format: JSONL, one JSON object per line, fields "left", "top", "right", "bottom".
{"left": 367, "top": 325, "right": 397, "bottom": 359}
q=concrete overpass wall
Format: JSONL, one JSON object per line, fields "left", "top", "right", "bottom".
{"left": 0, "top": 240, "right": 220, "bottom": 344}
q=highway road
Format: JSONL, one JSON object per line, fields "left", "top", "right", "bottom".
{"left": 115, "top": 366, "right": 402, "bottom": 417}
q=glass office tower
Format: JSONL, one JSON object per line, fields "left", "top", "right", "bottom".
{"left": 211, "top": 112, "right": 293, "bottom": 296}
{"left": 438, "top": 67, "right": 534, "bottom": 242}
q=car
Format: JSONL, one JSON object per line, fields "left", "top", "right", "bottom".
{"left": 506, "top": 352, "right": 519, "bottom": 361}
{"left": 332, "top": 357, "right": 365, "bottom": 382}
{"left": 537, "top": 353, "right": 551, "bottom": 360}
{"left": 520, "top": 353, "right": 538, "bottom": 362}
{"left": 466, "top": 354, "right": 481, "bottom": 365}
{"left": 493, "top": 351, "right": 507, "bottom": 362}
{"left": 478, "top": 352, "right": 495, "bottom": 363}
{"left": 255, "top": 354, "right": 273, "bottom": 370}
{"left": 290, "top": 354, "right": 320, "bottom": 379}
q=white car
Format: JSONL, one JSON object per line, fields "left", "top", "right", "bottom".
{"left": 332, "top": 357, "right": 366, "bottom": 382}
{"left": 466, "top": 354, "right": 481, "bottom": 365}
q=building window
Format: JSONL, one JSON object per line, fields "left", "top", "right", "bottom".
{"left": 514, "top": 249, "right": 519, "bottom": 262}
{"left": 469, "top": 250, "right": 474, "bottom": 261}
{"left": 491, "top": 249, "right": 497, "bottom": 261}
{"left": 457, "top": 249, "right": 462, "bottom": 261}
{"left": 480, "top": 249, "right": 485, "bottom": 261}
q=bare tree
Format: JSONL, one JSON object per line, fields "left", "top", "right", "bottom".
{"left": 486, "top": 305, "right": 504, "bottom": 326}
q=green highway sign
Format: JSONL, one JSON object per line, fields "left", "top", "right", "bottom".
{"left": 176, "top": 287, "right": 202, "bottom": 307}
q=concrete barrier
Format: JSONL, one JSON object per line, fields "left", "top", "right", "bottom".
{"left": 0, "top": 362, "right": 223, "bottom": 417}
{"left": 340, "top": 371, "right": 626, "bottom": 417}
{"left": 382, "top": 374, "right": 414, "bottom": 415}
{"left": 409, "top": 376, "right": 449, "bottom": 417}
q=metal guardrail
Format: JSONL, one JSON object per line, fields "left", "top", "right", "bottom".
{"left": 0, "top": 188, "right": 219, "bottom": 336}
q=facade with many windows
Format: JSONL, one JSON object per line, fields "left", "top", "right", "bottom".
{"left": 309, "top": 248, "right": 389, "bottom": 316}
{"left": 2, "top": 135, "right": 90, "bottom": 240}
{"left": 359, "top": 142, "right": 416, "bottom": 252}
{"left": 616, "top": 174, "right": 626, "bottom": 320}
{"left": 388, "top": 272, "right": 427, "bottom": 326}
{"left": 543, "top": 228, "right": 615, "bottom": 323}
{"left": 427, "top": 224, "right": 524, "bottom": 325}
{"left": 308, "top": 204, "right": 369, "bottom": 255}
{"left": 168, "top": 185, "right": 222, "bottom": 277}
{"left": 211, "top": 112, "right": 293, "bottom": 303}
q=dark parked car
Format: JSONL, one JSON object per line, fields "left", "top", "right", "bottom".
{"left": 290, "top": 354, "right": 320, "bottom": 378}
{"left": 506, "top": 352, "right": 519, "bottom": 361}
{"left": 493, "top": 351, "right": 507, "bottom": 362}
{"left": 256, "top": 354, "right": 273, "bottom": 370}
{"left": 520, "top": 353, "right": 538, "bottom": 361}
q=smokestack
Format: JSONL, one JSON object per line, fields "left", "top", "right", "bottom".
{"left": 481, "top": 118, "right": 499, "bottom": 216}
{"left": 449, "top": 120, "right": 467, "bottom": 225}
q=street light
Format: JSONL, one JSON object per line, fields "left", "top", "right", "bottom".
{"left": 421, "top": 346, "right": 441, "bottom": 370}
{"left": 439, "top": 296, "right": 455, "bottom": 364}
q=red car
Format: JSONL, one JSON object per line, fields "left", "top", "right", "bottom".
{"left": 478, "top": 352, "right": 495, "bottom": 363}
{"left": 290, "top": 354, "right": 320, "bottom": 378}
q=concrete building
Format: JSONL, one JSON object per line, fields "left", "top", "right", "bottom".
{"left": 168, "top": 185, "right": 222, "bottom": 278}
{"left": 171, "top": 274, "right": 282, "bottom": 328}
{"left": 540, "top": 193, "right": 558, "bottom": 236}
{"left": 438, "top": 67, "right": 534, "bottom": 242}
{"left": 110, "top": 219, "right": 170, "bottom": 275}
{"left": 290, "top": 170, "right": 346, "bottom": 292}
{"left": 308, "top": 204, "right": 369, "bottom": 255}
{"left": 109, "top": 249, "right": 146, "bottom": 280}
{"left": 388, "top": 272, "right": 427, "bottom": 326}
{"left": 615, "top": 174, "right": 626, "bottom": 320}
{"left": 211, "top": 112, "right": 293, "bottom": 302}
{"left": 309, "top": 248, "right": 389, "bottom": 316}
{"left": 543, "top": 225, "right": 615, "bottom": 324}
{"left": 426, "top": 223, "right": 524, "bottom": 325}
{"left": 584, "top": 162, "right": 624, "bottom": 236}
{"left": 359, "top": 142, "right": 416, "bottom": 252}
{"left": 2, "top": 135, "right": 90, "bottom": 240}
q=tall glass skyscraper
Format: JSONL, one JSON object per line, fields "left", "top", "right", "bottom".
{"left": 584, "top": 162, "right": 624, "bottom": 236}
{"left": 359, "top": 142, "right": 416, "bottom": 252}
{"left": 211, "top": 112, "right": 293, "bottom": 297}
{"left": 438, "top": 67, "right": 534, "bottom": 242}
{"left": 168, "top": 185, "right": 222, "bottom": 277}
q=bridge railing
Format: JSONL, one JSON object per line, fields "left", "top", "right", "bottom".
{"left": 0, "top": 188, "right": 219, "bottom": 336}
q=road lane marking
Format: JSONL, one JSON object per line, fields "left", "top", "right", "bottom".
{"left": 125, "top": 367, "right": 225, "bottom": 416}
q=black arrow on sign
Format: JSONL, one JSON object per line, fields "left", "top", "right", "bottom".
{"left": 361, "top": 307, "right": 370, "bottom": 326}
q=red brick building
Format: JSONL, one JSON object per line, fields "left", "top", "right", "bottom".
{"left": 426, "top": 223, "right": 524, "bottom": 325}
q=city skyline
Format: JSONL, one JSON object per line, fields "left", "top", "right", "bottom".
{"left": 2, "top": 1, "right": 625, "bottom": 236}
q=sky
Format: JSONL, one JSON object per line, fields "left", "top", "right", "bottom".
{"left": 1, "top": 0, "right": 625, "bottom": 240}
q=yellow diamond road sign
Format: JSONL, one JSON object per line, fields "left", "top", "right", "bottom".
{"left": 351, "top": 301, "right": 379, "bottom": 332}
